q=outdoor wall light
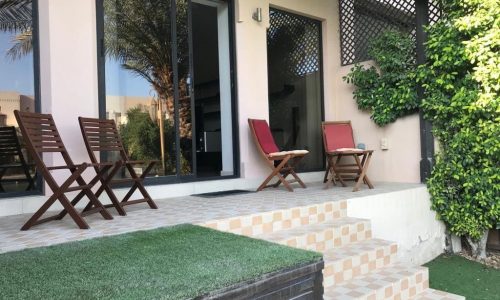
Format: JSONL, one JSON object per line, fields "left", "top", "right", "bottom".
{"left": 253, "top": 7, "right": 262, "bottom": 22}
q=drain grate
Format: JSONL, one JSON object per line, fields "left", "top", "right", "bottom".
{"left": 193, "top": 190, "right": 255, "bottom": 198}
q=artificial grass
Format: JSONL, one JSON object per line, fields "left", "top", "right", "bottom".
{"left": 424, "top": 254, "right": 500, "bottom": 300}
{"left": 0, "top": 224, "right": 321, "bottom": 300}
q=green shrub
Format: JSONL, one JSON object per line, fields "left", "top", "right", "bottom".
{"left": 343, "top": 30, "right": 418, "bottom": 126}
{"left": 120, "top": 106, "right": 162, "bottom": 162}
{"left": 120, "top": 106, "right": 192, "bottom": 175}
{"left": 418, "top": 0, "right": 499, "bottom": 243}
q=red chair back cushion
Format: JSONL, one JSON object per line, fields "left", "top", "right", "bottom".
{"left": 250, "top": 119, "right": 279, "bottom": 154}
{"left": 323, "top": 123, "right": 355, "bottom": 151}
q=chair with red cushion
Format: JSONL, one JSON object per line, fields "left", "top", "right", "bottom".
{"left": 322, "top": 121, "right": 374, "bottom": 191}
{"left": 248, "top": 119, "right": 308, "bottom": 192}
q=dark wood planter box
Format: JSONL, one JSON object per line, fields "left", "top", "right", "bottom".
{"left": 197, "top": 260, "right": 324, "bottom": 300}
{"left": 487, "top": 229, "right": 500, "bottom": 251}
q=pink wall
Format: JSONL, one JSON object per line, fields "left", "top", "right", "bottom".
{"left": 36, "top": 0, "right": 422, "bottom": 185}
{"left": 235, "top": 0, "right": 421, "bottom": 183}
{"left": 38, "top": 0, "right": 100, "bottom": 188}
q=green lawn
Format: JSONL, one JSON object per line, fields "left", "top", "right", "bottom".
{"left": 0, "top": 224, "right": 321, "bottom": 300}
{"left": 425, "top": 254, "right": 500, "bottom": 300}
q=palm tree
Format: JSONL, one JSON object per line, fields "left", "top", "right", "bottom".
{"left": 0, "top": 0, "right": 33, "bottom": 60}
{"left": 104, "top": 0, "right": 192, "bottom": 172}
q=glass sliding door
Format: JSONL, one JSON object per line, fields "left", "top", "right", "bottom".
{"left": 0, "top": 0, "right": 40, "bottom": 196}
{"left": 176, "top": 0, "right": 196, "bottom": 177}
{"left": 191, "top": 0, "right": 234, "bottom": 177}
{"left": 267, "top": 8, "right": 324, "bottom": 172}
{"left": 102, "top": 0, "right": 176, "bottom": 178}
{"left": 98, "top": 0, "right": 235, "bottom": 181}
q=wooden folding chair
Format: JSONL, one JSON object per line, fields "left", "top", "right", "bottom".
{"left": 322, "top": 121, "right": 374, "bottom": 192}
{"left": 78, "top": 117, "right": 158, "bottom": 216}
{"left": 14, "top": 111, "right": 114, "bottom": 230}
{"left": 0, "top": 126, "right": 35, "bottom": 192}
{"left": 248, "top": 119, "right": 308, "bottom": 192}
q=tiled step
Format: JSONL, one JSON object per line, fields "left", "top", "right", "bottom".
{"left": 324, "top": 263, "right": 428, "bottom": 300}
{"left": 255, "top": 217, "right": 372, "bottom": 252}
{"left": 201, "top": 200, "right": 347, "bottom": 236}
{"left": 411, "top": 288, "right": 465, "bottom": 300}
{"left": 323, "top": 238, "right": 398, "bottom": 287}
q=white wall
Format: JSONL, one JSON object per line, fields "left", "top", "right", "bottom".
{"left": 347, "top": 186, "right": 446, "bottom": 265}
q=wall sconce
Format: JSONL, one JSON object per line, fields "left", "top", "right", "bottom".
{"left": 252, "top": 7, "right": 262, "bottom": 22}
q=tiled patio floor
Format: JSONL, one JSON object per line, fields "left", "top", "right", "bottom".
{"left": 0, "top": 182, "right": 420, "bottom": 254}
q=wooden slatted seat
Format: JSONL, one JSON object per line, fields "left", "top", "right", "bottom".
{"left": 0, "top": 126, "right": 35, "bottom": 192}
{"left": 78, "top": 117, "right": 158, "bottom": 216}
{"left": 14, "top": 110, "right": 114, "bottom": 230}
{"left": 322, "top": 121, "right": 374, "bottom": 192}
{"left": 248, "top": 118, "right": 308, "bottom": 192}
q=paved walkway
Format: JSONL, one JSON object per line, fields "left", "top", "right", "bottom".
{"left": 0, "top": 182, "right": 420, "bottom": 254}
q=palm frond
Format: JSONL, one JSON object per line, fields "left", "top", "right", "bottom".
{"left": 6, "top": 29, "right": 32, "bottom": 60}
{"left": 0, "top": 0, "right": 32, "bottom": 32}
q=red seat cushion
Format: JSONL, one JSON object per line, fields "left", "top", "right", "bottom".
{"left": 250, "top": 119, "right": 279, "bottom": 154}
{"left": 323, "top": 123, "right": 355, "bottom": 152}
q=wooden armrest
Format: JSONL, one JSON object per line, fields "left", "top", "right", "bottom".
{"left": 123, "top": 160, "right": 159, "bottom": 165}
{"left": 47, "top": 165, "right": 82, "bottom": 171}
{"left": 47, "top": 162, "right": 113, "bottom": 171}
{"left": 87, "top": 162, "right": 114, "bottom": 168}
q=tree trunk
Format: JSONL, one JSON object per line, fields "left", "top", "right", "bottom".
{"left": 466, "top": 230, "right": 489, "bottom": 260}
{"left": 445, "top": 230, "right": 463, "bottom": 254}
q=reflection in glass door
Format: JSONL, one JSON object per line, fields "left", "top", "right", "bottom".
{"left": 102, "top": 0, "right": 177, "bottom": 178}
{"left": 0, "top": 0, "right": 39, "bottom": 195}
{"left": 267, "top": 9, "right": 324, "bottom": 172}
{"left": 99, "top": 0, "right": 234, "bottom": 181}
{"left": 192, "top": 0, "right": 233, "bottom": 177}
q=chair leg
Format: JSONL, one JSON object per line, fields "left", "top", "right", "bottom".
{"left": 21, "top": 192, "right": 89, "bottom": 231}
{"left": 121, "top": 162, "right": 158, "bottom": 209}
{"left": 134, "top": 162, "right": 158, "bottom": 209}
{"left": 277, "top": 172, "right": 294, "bottom": 192}
{"left": 57, "top": 194, "right": 90, "bottom": 229}
{"left": 60, "top": 164, "right": 119, "bottom": 219}
{"left": 361, "top": 153, "right": 374, "bottom": 189}
{"left": 333, "top": 155, "right": 348, "bottom": 187}
{"left": 83, "top": 188, "right": 113, "bottom": 220}
{"left": 288, "top": 156, "right": 306, "bottom": 189}
{"left": 353, "top": 153, "right": 374, "bottom": 191}
{"left": 324, "top": 156, "right": 338, "bottom": 189}
{"left": 21, "top": 194, "right": 59, "bottom": 230}
{"left": 323, "top": 163, "right": 329, "bottom": 183}
{"left": 257, "top": 157, "right": 290, "bottom": 192}
{"left": 92, "top": 164, "right": 128, "bottom": 216}
{"left": 290, "top": 169, "right": 306, "bottom": 188}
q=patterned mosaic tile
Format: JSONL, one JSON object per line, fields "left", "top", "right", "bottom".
{"left": 411, "top": 288, "right": 465, "bottom": 300}
{"left": 255, "top": 217, "right": 372, "bottom": 252}
{"left": 200, "top": 200, "right": 347, "bottom": 236}
{"left": 323, "top": 239, "right": 398, "bottom": 287}
{"left": 324, "top": 263, "right": 429, "bottom": 300}
{"left": 0, "top": 182, "right": 418, "bottom": 254}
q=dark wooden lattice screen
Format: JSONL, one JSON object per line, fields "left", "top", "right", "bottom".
{"left": 339, "top": 0, "right": 442, "bottom": 66}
